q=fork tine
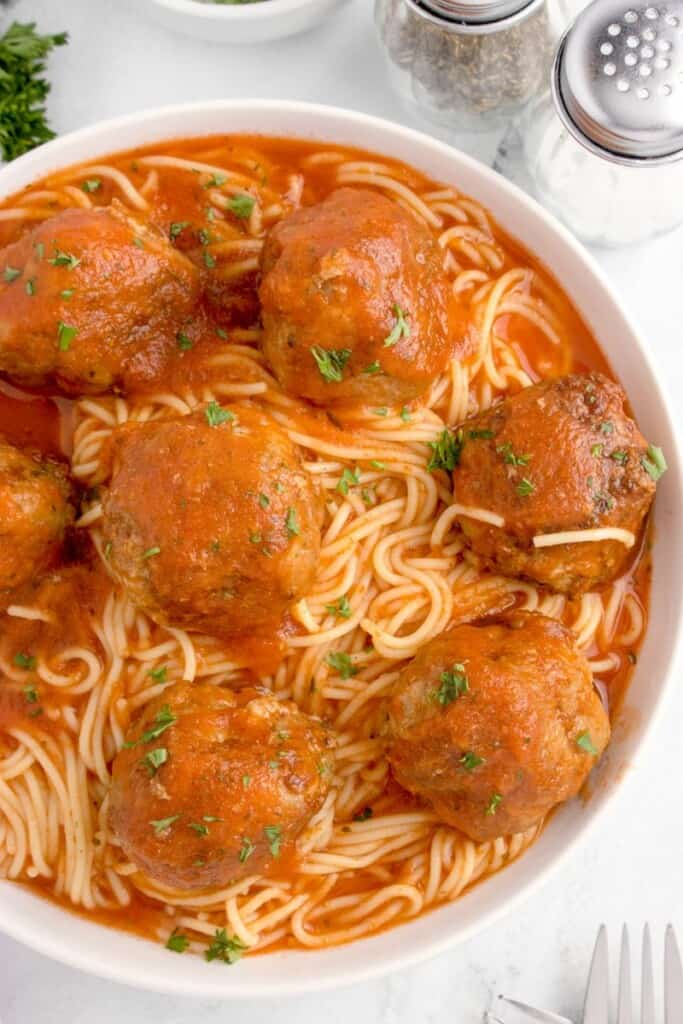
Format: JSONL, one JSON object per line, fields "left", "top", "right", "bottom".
{"left": 617, "top": 925, "right": 633, "bottom": 1024}
{"left": 641, "top": 924, "right": 656, "bottom": 1024}
{"left": 664, "top": 924, "right": 683, "bottom": 1024}
{"left": 582, "top": 924, "right": 610, "bottom": 1024}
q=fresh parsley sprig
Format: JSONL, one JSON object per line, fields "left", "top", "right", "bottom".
{"left": 0, "top": 22, "right": 68, "bottom": 162}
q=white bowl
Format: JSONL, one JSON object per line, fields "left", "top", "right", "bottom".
{"left": 0, "top": 100, "right": 681, "bottom": 999}
{"left": 138, "top": 0, "right": 350, "bottom": 44}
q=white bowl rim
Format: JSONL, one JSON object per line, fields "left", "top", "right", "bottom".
{"left": 148, "top": 0, "right": 329, "bottom": 20}
{"left": 0, "top": 98, "right": 681, "bottom": 999}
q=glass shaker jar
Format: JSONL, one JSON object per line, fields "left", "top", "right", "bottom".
{"left": 496, "top": 0, "right": 683, "bottom": 245}
{"left": 375, "top": 0, "right": 562, "bottom": 133}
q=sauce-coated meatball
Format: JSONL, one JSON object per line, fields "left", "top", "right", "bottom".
{"left": 259, "top": 188, "right": 456, "bottom": 407}
{"left": 386, "top": 612, "right": 609, "bottom": 841}
{"left": 110, "top": 683, "right": 334, "bottom": 890}
{"left": 452, "top": 373, "right": 657, "bottom": 594}
{"left": 0, "top": 439, "right": 74, "bottom": 600}
{"left": 101, "top": 403, "right": 322, "bottom": 638}
{"left": 0, "top": 203, "right": 200, "bottom": 395}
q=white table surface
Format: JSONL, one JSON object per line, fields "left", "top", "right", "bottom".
{"left": 1, "top": 1, "right": 682, "bottom": 1020}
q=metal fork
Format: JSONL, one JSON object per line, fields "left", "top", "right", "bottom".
{"left": 489, "top": 924, "right": 683, "bottom": 1023}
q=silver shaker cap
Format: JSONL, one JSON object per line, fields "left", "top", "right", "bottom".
{"left": 553, "top": 0, "right": 683, "bottom": 163}
{"left": 407, "top": 0, "right": 543, "bottom": 28}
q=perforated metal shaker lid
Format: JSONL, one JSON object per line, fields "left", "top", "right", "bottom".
{"left": 406, "top": 0, "right": 543, "bottom": 29}
{"left": 553, "top": 0, "right": 683, "bottom": 163}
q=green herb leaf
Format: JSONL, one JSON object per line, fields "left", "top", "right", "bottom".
{"left": 3, "top": 265, "right": 20, "bottom": 282}
{"left": 169, "top": 221, "right": 190, "bottom": 240}
{"left": 497, "top": 442, "right": 531, "bottom": 466}
{"left": 468, "top": 429, "right": 494, "bottom": 440}
{"left": 326, "top": 651, "right": 357, "bottom": 680}
{"left": 369, "top": 460, "right": 385, "bottom": 471}
{"left": 310, "top": 346, "right": 351, "bottom": 384}
{"left": 23, "top": 683, "right": 38, "bottom": 703}
{"left": 0, "top": 22, "right": 68, "bottom": 161}
{"left": 353, "top": 807, "right": 373, "bottom": 822}
{"left": 49, "top": 247, "right": 80, "bottom": 270}
{"left": 591, "top": 443, "right": 603, "bottom": 457}
{"left": 81, "top": 177, "right": 101, "bottom": 193}
{"left": 176, "top": 331, "right": 193, "bottom": 351}
{"left": 165, "top": 928, "right": 189, "bottom": 953}
{"left": 517, "top": 477, "right": 535, "bottom": 497}
{"left": 142, "top": 747, "right": 168, "bottom": 776}
{"left": 13, "top": 651, "right": 36, "bottom": 670}
{"left": 57, "top": 321, "right": 77, "bottom": 352}
{"left": 433, "top": 663, "right": 469, "bottom": 706}
{"left": 641, "top": 444, "right": 667, "bottom": 481}
{"left": 383, "top": 304, "right": 411, "bottom": 347}
{"left": 263, "top": 824, "right": 282, "bottom": 857}
{"left": 285, "top": 507, "right": 300, "bottom": 537}
{"left": 142, "top": 546, "right": 161, "bottom": 559}
{"left": 400, "top": 406, "right": 411, "bottom": 422}
{"left": 205, "top": 928, "right": 247, "bottom": 965}
{"left": 60, "top": 288, "right": 73, "bottom": 300}
{"left": 205, "top": 400, "right": 235, "bottom": 427}
{"left": 600, "top": 421, "right": 614, "bottom": 435}
{"left": 610, "top": 450, "right": 629, "bottom": 465}
{"left": 427, "top": 429, "right": 463, "bottom": 472}
{"left": 239, "top": 836, "right": 255, "bottom": 863}
{"left": 325, "top": 595, "right": 351, "bottom": 619}
{"left": 336, "top": 467, "right": 361, "bottom": 496}
{"left": 131, "top": 704, "right": 176, "bottom": 746}
{"left": 576, "top": 731, "right": 598, "bottom": 755}
{"left": 362, "top": 361, "right": 382, "bottom": 375}
{"left": 242, "top": 774, "right": 251, "bottom": 789}
{"left": 373, "top": 407, "right": 388, "bottom": 417}
{"left": 203, "top": 173, "right": 227, "bottom": 189}
{"left": 485, "top": 793, "right": 502, "bottom": 816}
{"left": 203, "top": 249, "right": 216, "bottom": 269}
{"left": 25, "top": 277, "right": 35, "bottom": 295}
{"left": 150, "top": 814, "right": 181, "bottom": 835}
{"left": 258, "top": 492, "right": 270, "bottom": 509}
{"left": 147, "top": 666, "right": 167, "bottom": 683}
{"left": 460, "top": 751, "right": 485, "bottom": 771}
{"left": 188, "top": 822, "right": 209, "bottom": 837}
{"left": 227, "top": 193, "right": 255, "bottom": 218}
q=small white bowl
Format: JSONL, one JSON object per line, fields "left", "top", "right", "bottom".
{"left": 0, "top": 100, "right": 681, "bottom": 999}
{"left": 139, "top": 0, "right": 350, "bottom": 44}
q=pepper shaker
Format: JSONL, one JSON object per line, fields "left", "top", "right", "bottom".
{"left": 375, "top": 0, "right": 564, "bottom": 134}
{"left": 496, "top": 0, "right": 683, "bottom": 245}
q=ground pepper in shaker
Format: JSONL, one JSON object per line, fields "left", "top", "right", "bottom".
{"left": 495, "top": 0, "right": 683, "bottom": 245}
{"left": 375, "top": 0, "right": 560, "bottom": 133}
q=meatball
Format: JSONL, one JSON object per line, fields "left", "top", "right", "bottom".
{"left": 0, "top": 202, "right": 200, "bottom": 395}
{"left": 101, "top": 403, "right": 322, "bottom": 638}
{"left": 452, "top": 373, "right": 657, "bottom": 594}
{"left": 110, "top": 683, "right": 334, "bottom": 890}
{"left": 0, "top": 439, "right": 74, "bottom": 601}
{"left": 386, "top": 612, "right": 609, "bottom": 841}
{"left": 259, "top": 188, "right": 456, "bottom": 407}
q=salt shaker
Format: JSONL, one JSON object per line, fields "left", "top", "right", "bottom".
{"left": 374, "top": 0, "right": 563, "bottom": 133}
{"left": 496, "top": 0, "right": 683, "bottom": 245}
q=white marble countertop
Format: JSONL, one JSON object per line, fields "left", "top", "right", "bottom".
{"left": 1, "top": 0, "right": 682, "bottom": 1020}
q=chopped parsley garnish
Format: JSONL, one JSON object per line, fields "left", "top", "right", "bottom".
{"left": 203, "top": 173, "right": 227, "bottom": 189}
{"left": 25, "top": 277, "right": 35, "bottom": 295}
{"left": 203, "top": 249, "right": 216, "bottom": 269}
{"left": 469, "top": 429, "right": 494, "bottom": 440}
{"left": 133, "top": 237, "right": 145, "bottom": 250}
{"left": 142, "top": 546, "right": 161, "bottom": 559}
{"left": 127, "top": 704, "right": 176, "bottom": 747}
{"left": 249, "top": 531, "right": 262, "bottom": 545}
{"left": 3, "top": 265, "right": 20, "bottom": 282}
{"left": 353, "top": 807, "right": 373, "bottom": 822}
{"left": 189, "top": 822, "right": 209, "bottom": 837}
{"left": 326, "top": 651, "right": 358, "bottom": 679}
{"left": 205, "top": 929, "right": 247, "bottom": 965}
{"left": 497, "top": 442, "right": 531, "bottom": 466}
{"left": 81, "top": 178, "right": 101, "bottom": 193}
{"left": 263, "top": 824, "right": 282, "bottom": 857}
{"left": 285, "top": 507, "right": 300, "bottom": 537}
{"left": 641, "top": 444, "right": 667, "bottom": 481}
{"left": 202, "top": 815, "right": 222, "bottom": 823}
{"left": 485, "top": 793, "right": 502, "bottom": 816}
{"left": 198, "top": 228, "right": 212, "bottom": 246}
{"left": 176, "top": 330, "right": 193, "bottom": 351}
{"left": 23, "top": 683, "right": 38, "bottom": 704}
{"left": 34, "top": 242, "right": 44, "bottom": 259}
{"left": 49, "top": 247, "right": 80, "bottom": 270}
{"left": 215, "top": 327, "right": 228, "bottom": 339}
{"left": 400, "top": 406, "right": 411, "bottom": 422}
{"left": 517, "top": 477, "right": 535, "bottom": 497}
{"left": 169, "top": 221, "right": 190, "bottom": 240}
{"left": 60, "top": 288, "right": 73, "bottom": 300}
{"left": 362, "top": 361, "right": 382, "bottom": 375}
{"left": 310, "top": 346, "right": 351, "bottom": 384}
{"left": 433, "top": 663, "right": 469, "bottom": 706}
{"left": 576, "top": 731, "right": 598, "bottom": 755}
{"left": 150, "top": 814, "right": 181, "bottom": 835}
{"left": 142, "top": 747, "right": 168, "bottom": 776}
{"left": 227, "top": 193, "right": 255, "bottom": 219}
{"left": 373, "top": 407, "right": 388, "bottom": 417}
{"left": 147, "top": 666, "right": 167, "bottom": 683}
{"left": 103, "top": 541, "right": 112, "bottom": 560}
{"left": 336, "top": 467, "right": 360, "bottom": 496}
{"left": 13, "top": 651, "right": 36, "bottom": 670}
{"left": 369, "top": 460, "right": 385, "bottom": 470}
{"left": 258, "top": 492, "right": 270, "bottom": 509}
{"left": 361, "top": 488, "right": 375, "bottom": 506}
{"left": 57, "top": 321, "right": 77, "bottom": 352}
{"left": 427, "top": 429, "right": 463, "bottom": 472}
{"left": 242, "top": 774, "right": 251, "bottom": 789}
{"left": 205, "top": 400, "right": 235, "bottom": 427}
{"left": 591, "top": 443, "right": 603, "bottom": 457}
{"left": 165, "top": 929, "right": 189, "bottom": 953}
{"left": 0, "top": 21, "right": 68, "bottom": 161}
{"left": 325, "top": 595, "right": 351, "bottom": 619}
{"left": 611, "top": 450, "right": 628, "bottom": 465}
{"left": 600, "top": 421, "right": 614, "bottom": 435}
{"left": 460, "top": 751, "right": 485, "bottom": 771}
{"left": 383, "top": 304, "right": 411, "bottom": 348}
{"left": 239, "top": 837, "right": 255, "bottom": 863}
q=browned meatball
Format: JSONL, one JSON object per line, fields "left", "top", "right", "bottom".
{"left": 386, "top": 612, "right": 609, "bottom": 841}
{"left": 259, "top": 188, "right": 457, "bottom": 407}
{"left": 0, "top": 203, "right": 200, "bottom": 395}
{"left": 110, "top": 683, "right": 334, "bottom": 890}
{"left": 0, "top": 439, "right": 74, "bottom": 601}
{"left": 452, "top": 373, "right": 659, "bottom": 594}
{"left": 101, "top": 403, "right": 322, "bottom": 638}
